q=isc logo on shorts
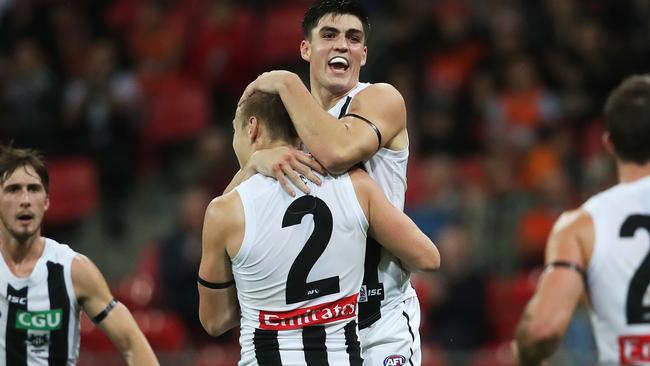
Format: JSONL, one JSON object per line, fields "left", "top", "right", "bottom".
{"left": 359, "top": 284, "right": 384, "bottom": 303}
{"left": 383, "top": 354, "right": 406, "bottom": 366}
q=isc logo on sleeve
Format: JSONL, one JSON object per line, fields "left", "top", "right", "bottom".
{"left": 15, "top": 309, "right": 63, "bottom": 331}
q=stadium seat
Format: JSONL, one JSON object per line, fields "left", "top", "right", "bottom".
{"left": 486, "top": 271, "right": 540, "bottom": 342}
{"left": 194, "top": 344, "right": 240, "bottom": 366}
{"left": 257, "top": 3, "right": 308, "bottom": 67}
{"left": 133, "top": 310, "right": 187, "bottom": 352}
{"left": 469, "top": 340, "right": 517, "bottom": 366}
{"left": 421, "top": 344, "right": 448, "bottom": 366}
{"left": 140, "top": 75, "right": 210, "bottom": 147}
{"left": 44, "top": 157, "right": 99, "bottom": 226}
{"left": 112, "top": 242, "right": 161, "bottom": 311}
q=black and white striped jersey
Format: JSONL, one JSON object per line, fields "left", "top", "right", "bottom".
{"left": 327, "top": 82, "right": 415, "bottom": 330}
{"left": 233, "top": 172, "right": 367, "bottom": 365}
{"left": 0, "top": 238, "right": 81, "bottom": 366}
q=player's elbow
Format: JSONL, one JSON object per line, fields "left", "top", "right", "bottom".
{"left": 315, "top": 145, "right": 360, "bottom": 175}
{"left": 417, "top": 247, "right": 441, "bottom": 272}
{"left": 408, "top": 241, "right": 441, "bottom": 272}
{"left": 199, "top": 306, "right": 237, "bottom": 337}
{"left": 199, "top": 315, "right": 230, "bottom": 337}
{"left": 318, "top": 152, "right": 350, "bottom": 175}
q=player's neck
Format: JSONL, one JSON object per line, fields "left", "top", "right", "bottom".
{"left": 617, "top": 160, "right": 650, "bottom": 183}
{"left": 310, "top": 80, "right": 357, "bottom": 110}
{"left": 256, "top": 139, "right": 300, "bottom": 152}
{"left": 0, "top": 232, "right": 44, "bottom": 276}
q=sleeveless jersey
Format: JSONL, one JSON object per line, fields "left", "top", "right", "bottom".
{"left": 583, "top": 175, "right": 650, "bottom": 365}
{"left": 233, "top": 172, "right": 368, "bottom": 365}
{"left": 327, "top": 82, "right": 415, "bottom": 329}
{"left": 0, "top": 238, "right": 81, "bottom": 366}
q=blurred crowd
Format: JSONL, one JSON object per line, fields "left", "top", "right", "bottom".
{"left": 1, "top": 0, "right": 649, "bottom": 364}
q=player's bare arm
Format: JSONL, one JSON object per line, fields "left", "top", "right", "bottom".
{"left": 224, "top": 147, "right": 325, "bottom": 196}
{"left": 240, "top": 71, "right": 407, "bottom": 174}
{"left": 72, "top": 255, "right": 159, "bottom": 366}
{"left": 515, "top": 209, "right": 594, "bottom": 365}
{"left": 349, "top": 168, "right": 439, "bottom": 272}
{"left": 198, "top": 192, "right": 243, "bottom": 337}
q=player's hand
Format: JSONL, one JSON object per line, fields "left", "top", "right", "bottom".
{"left": 238, "top": 70, "right": 296, "bottom": 105}
{"left": 248, "top": 146, "right": 327, "bottom": 197}
{"left": 510, "top": 340, "right": 549, "bottom": 366}
{"left": 511, "top": 340, "right": 520, "bottom": 364}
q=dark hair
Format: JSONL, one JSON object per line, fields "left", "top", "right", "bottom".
{"left": 240, "top": 92, "right": 299, "bottom": 143}
{"left": 0, "top": 145, "right": 49, "bottom": 193}
{"left": 604, "top": 74, "right": 650, "bottom": 164}
{"left": 302, "top": 0, "right": 370, "bottom": 41}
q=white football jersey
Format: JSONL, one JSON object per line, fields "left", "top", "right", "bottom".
{"left": 0, "top": 238, "right": 81, "bottom": 366}
{"left": 327, "top": 82, "right": 415, "bottom": 329}
{"left": 233, "top": 172, "right": 367, "bottom": 365}
{"left": 584, "top": 175, "right": 650, "bottom": 365}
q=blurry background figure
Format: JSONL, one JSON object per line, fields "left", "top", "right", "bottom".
{"left": 1, "top": 39, "right": 59, "bottom": 153}
{"left": 422, "top": 224, "right": 492, "bottom": 366}
{"left": 61, "top": 38, "right": 141, "bottom": 238}
{"left": 156, "top": 184, "right": 235, "bottom": 345}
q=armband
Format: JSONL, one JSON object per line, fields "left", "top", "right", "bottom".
{"left": 544, "top": 261, "right": 588, "bottom": 289}
{"left": 344, "top": 113, "right": 382, "bottom": 151}
{"left": 198, "top": 276, "right": 235, "bottom": 289}
{"left": 92, "top": 299, "right": 118, "bottom": 324}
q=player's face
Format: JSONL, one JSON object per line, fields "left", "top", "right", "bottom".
{"left": 301, "top": 13, "right": 367, "bottom": 95}
{"left": 0, "top": 165, "right": 49, "bottom": 243}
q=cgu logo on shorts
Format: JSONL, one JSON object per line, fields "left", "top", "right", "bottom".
{"left": 259, "top": 293, "right": 358, "bottom": 330}
{"left": 16, "top": 309, "right": 63, "bottom": 331}
{"left": 384, "top": 354, "right": 406, "bottom": 366}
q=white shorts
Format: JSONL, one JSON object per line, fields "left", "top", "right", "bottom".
{"left": 359, "top": 296, "right": 422, "bottom": 366}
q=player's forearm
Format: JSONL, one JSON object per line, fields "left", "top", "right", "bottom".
{"left": 199, "top": 287, "right": 240, "bottom": 337}
{"left": 122, "top": 334, "right": 159, "bottom": 366}
{"left": 279, "top": 74, "right": 360, "bottom": 173}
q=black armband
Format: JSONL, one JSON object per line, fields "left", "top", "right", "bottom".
{"left": 92, "top": 299, "right": 118, "bottom": 324}
{"left": 198, "top": 276, "right": 235, "bottom": 289}
{"left": 344, "top": 113, "right": 382, "bottom": 151}
{"left": 544, "top": 261, "right": 588, "bottom": 289}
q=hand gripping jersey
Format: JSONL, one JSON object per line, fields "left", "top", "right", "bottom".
{"left": 584, "top": 175, "right": 650, "bottom": 365}
{"left": 0, "top": 238, "right": 81, "bottom": 366}
{"left": 327, "top": 82, "right": 415, "bottom": 329}
{"left": 233, "top": 172, "right": 367, "bottom": 366}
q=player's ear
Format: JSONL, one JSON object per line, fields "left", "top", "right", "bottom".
{"left": 248, "top": 116, "right": 260, "bottom": 143}
{"left": 602, "top": 132, "right": 616, "bottom": 158}
{"left": 360, "top": 45, "right": 368, "bottom": 66}
{"left": 300, "top": 40, "right": 311, "bottom": 62}
{"left": 44, "top": 195, "right": 50, "bottom": 211}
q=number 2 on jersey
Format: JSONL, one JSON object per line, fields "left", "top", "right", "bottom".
{"left": 620, "top": 214, "right": 650, "bottom": 324}
{"left": 283, "top": 196, "right": 340, "bottom": 304}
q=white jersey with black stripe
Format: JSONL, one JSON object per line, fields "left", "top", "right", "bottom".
{"left": 327, "top": 82, "right": 415, "bottom": 329}
{"left": 234, "top": 172, "right": 367, "bottom": 365}
{"left": 0, "top": 238, "right": 81, "bottom": 366}
{"left": 583, "top": 175, "right": 650, "bottom": 365}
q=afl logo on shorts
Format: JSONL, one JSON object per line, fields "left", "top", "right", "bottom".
{"left": 383, "top": 354, "right": 406, "bottom": 366}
